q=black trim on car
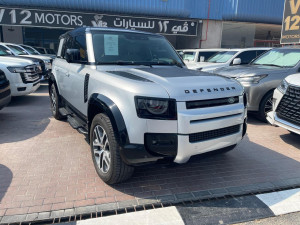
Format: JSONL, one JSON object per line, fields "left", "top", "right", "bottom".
{"left": 88, "top": 94, "right": 162, "bottom": 165}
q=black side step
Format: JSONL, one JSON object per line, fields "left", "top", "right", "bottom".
{"left": 67, "top": 115, "right": 81, "bottom": 129}
{"left": 59, "top": 108, "right": 69, "bottom": 117}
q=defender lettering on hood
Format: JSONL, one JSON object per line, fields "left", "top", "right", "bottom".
{"left": 185, "top": 86, "right": 236, "bottom": 94}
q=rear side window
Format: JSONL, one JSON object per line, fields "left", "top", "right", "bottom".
{"left": 236, "top": 50, "right": 258, "bottom": 64}
{"left": 197, "top": 51, "right": 218, "bottom": 62}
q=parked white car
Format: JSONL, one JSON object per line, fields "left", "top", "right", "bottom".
{"left": 267, "top": 74, "right": 300, "bottom": 135}
{"left": 188, "top": 48, "right": 271, "bottom": 72}
{"left": 0, "top": 43, "right": 53, "bottom": 73}
{"left": 0, "top": 55, "right": 40, "bottom": 96}
{"left": 20, "top": 44, "right": 56, "bottom": 59}
{"left": 177, "top": 49, "right": 226, "bottom": 67}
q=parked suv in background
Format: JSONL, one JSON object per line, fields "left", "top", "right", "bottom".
{"left": 188, "top": 48, "right": 271, "bottom": 72}
{"left": 0, "top": 43, "right": 47, "bottom": 80}
{"left": 49, "top": 27, "right": 247, "bottom": 184}
{"left": 214, "top": 47, "right": 300, "bottom": 121}
{"left": 177, "top": 49, "right": 226, "bottom": 67}
{"left": 20, "top": 44, "right": 56, "bottom": 59}
{"left": 0, "top": 43, "right": 53, "bottom": 78}
{"left": 267, "top": 74, "right": 300, "bottom": 135}
{"left": 0, "top": 70, "right": 11, "bottom": 110}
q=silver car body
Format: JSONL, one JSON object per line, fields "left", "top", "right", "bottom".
{"left": 267, "top": 74, "right": 300, "bottom": 134}
{"left": 53, "top": 27, "right": 247, "bottom": 163}
{"left": 214, "top": 54, "right": 300, "bottom": 112}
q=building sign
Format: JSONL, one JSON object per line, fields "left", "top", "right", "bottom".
{"left": 0, "top": 7, "right": 198, "bottom": 36}
{"left": 281, "top": 0, "right": 300, "bottom": 44}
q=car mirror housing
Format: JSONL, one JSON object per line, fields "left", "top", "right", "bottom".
{"left": 65, "top": 49, "right": 80, "bottom": 63}
{"left": 232, "top": 58, "right": 241, "bottom": 65}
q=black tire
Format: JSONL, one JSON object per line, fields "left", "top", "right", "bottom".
{"left": 49, "top": 83, "right": 64, "bottom": 120}
{"left": 258, "top": 92, "right": 274, "bottom": 123}
{"left": 90, "top": 113, "right": 134, "bottom": 184}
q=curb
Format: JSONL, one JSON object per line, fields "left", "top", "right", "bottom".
{"left": 1, "top": 179, "right": 300, "bottom": 225}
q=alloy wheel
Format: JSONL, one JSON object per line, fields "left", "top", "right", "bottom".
{"left": 92, "top": 125, "right": 111, "bottom": 173}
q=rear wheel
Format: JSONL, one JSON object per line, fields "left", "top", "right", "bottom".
{"left": 258, "top": 92, "right": 273, "bottom": 122}
{"left": 49, "top": 83, "right": 64, "bottom": 120}
{"left": 90, "top": 113, "right": 134, "bottom": 184}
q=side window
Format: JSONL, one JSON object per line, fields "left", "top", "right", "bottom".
{"left": 73, "top": 35, "right": 88, "bottom": 62}
{"left": 236, "top": 51, "right": 257, "bottom": 65}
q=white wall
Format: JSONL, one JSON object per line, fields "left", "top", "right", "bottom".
{"left": 200, "top": 20, "right": 223, "bottom": 49}
{"left": 2, "top": 26, "right": 23, "bottom": 44}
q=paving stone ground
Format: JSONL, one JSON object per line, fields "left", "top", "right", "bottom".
{"left": 0, "top": 83, "right": 300, "bottom": 223}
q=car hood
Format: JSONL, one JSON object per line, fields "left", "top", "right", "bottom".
{"left": 101, "top": 66, "right": 244, "bottom": 101}
{"left": 214, "top": 65, "right": 288, "bottom": 78}
{"left": 0, "top": 56, "right": 37, "bottom": 66}
{"left": 286, "top": 73, "right": 300, "bottom": 85}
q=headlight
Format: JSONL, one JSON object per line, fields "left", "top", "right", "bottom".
{"left": 277, "top": 79, "right": 289, "bottom": 94}
{"left": 135, "top": 96, "right": 177, "bottom": 120}
{"left": 7, "top": 67, "right": 30, "bottom": 73}
{"left": 237, "top": 74, "right": 268, "bottom": 84}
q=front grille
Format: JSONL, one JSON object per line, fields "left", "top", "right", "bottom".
{"left": 186, "top": 96, "right": 239, "bottom": 109}
{"left": 0, "top": 89, "right": 11, "bottom": 99}
{"left": 276, "top": 85, "right": 300, "bottom": 126}
{"left": 189, "top": 124, "right": 241, "bottom": 143}
{"left": 19, "top": 65, "right": 40, "bottom": 84}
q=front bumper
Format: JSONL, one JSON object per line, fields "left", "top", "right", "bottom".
{"left": 267, "top": 111, "right": 300, "bottom": 135}
{"left": 10, "top": 81, "right": 40, "bottom": 96}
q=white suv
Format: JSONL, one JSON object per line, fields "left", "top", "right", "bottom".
{"left": 50, "top": 27, "right": 247, "bottom": 184}
{"left": 188, "top": 48, "right": 271, "bottom": 72}
{"left": 267, "top": 74, "right": 300, "bottom": 135}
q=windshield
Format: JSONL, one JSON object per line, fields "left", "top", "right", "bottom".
{"left": 92, "top": 31, "right": 183, "bottom": 66}
{"left": 0, "top": 46, "right": 12, "bottom": 56}
{"left": 207, "top": 51, "right": 237, "bottom": 63}
{"left": 7, "top": 45, "right": 28, "bottom": 55}
{"left": 252, "top": 48, "right": 300, "bottom": 68}
{"left": 21, "top": 45, "right": 40, "bottom": 55}
{"left": 182, "top": 52, "right": 196, "bottom": 61}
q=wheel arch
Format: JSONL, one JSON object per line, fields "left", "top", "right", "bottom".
{"left": 259, "top": 88, "right": 275, "bottom": 108}
{"left": 88, "top": 94, "right": 128, "bottom": 146}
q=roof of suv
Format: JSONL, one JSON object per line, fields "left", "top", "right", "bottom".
{"left": 60, "top": 27, "right": 163, "bottom": 39}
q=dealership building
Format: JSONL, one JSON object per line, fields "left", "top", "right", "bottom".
{"left": 0, "top": 0, "right": 284, "bottom": 51}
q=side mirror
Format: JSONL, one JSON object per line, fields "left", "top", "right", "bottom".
{"left": 232, "top": 58, "right": 241, "bottom": 65}
{"left": 65, "top": 49, "right": 80, "bottom": 63}
{"left": 199, "top": 56, "right": 205, "bottom": 62}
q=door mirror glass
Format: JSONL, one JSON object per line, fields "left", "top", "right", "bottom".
{"left": 232, "top": 58, "right": 241, "bottom": 65}
{"left": 65, "top": 49, "right": 80, "bottom": 63}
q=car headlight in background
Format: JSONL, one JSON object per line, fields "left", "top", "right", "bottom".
{"left": 236, "top": 74, "right": 268, "bottom": 84}
{"left": 135, "top": 96, "right": 177, "bottom": 120}
{"left": 7, "top": 66, "right": 33, "bottom": 73}
{"left": 277, "top": 79, "right": 289, "bottom": 94}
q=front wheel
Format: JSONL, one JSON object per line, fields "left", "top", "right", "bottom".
{"left": 258, "top": 92, "right": 274, "bottom": 122}
{"left": 90, "top": 113, "right": 134, "bottom": 184}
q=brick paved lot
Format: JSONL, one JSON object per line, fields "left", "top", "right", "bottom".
{"left": 0, "top": 83, "right": 300, "bottom": 223}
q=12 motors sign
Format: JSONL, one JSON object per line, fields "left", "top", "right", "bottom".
{"left": 281, "top": 0, "right": 300, "bottom": 43}
{"left": 0, "top": 7, "right": 198, "bottom": 36}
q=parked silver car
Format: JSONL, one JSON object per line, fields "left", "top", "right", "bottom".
{"left": 214, "top": 47, "right": 300, "bottom": 121}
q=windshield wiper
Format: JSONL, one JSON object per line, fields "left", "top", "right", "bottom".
{"left": 261, "top": 64, "right": 284, "bottom": 68}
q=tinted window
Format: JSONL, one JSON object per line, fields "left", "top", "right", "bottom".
{"left": 0, "top": 46, "right": 12, "bottom": 56}
{"left": 236, "top": 51, "right": 257, "bottom": 64}
{"left": 7, "top": 45, "right": 28, "bottom": 55}
{"left": 198, "top": 51, "right": 218, "bottom": 62}
{"left": 73, "top": 35, "right": 88, "bottom": 62}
